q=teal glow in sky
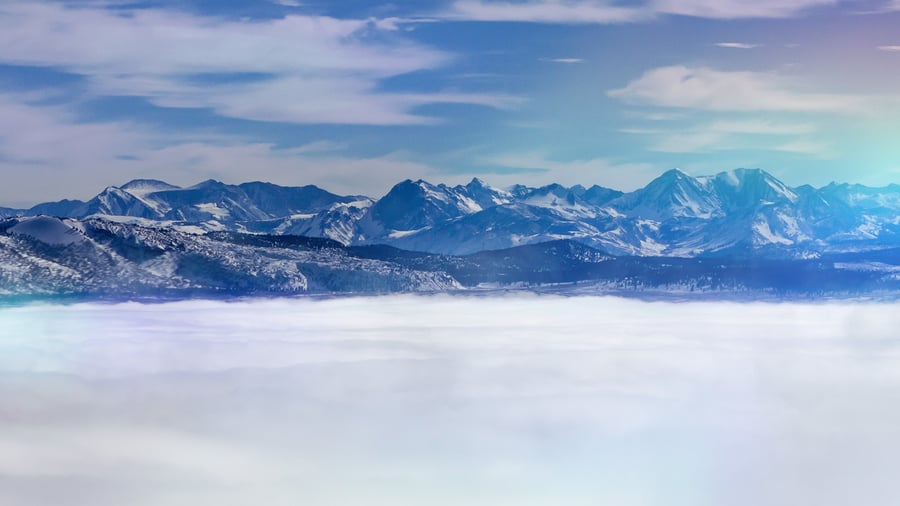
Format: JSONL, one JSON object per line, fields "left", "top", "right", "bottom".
{"left": 1, "top": 0, "right": 900, "bottom": 205}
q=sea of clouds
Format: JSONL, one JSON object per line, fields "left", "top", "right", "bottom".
{"left": 1, "top": 295, "right": 899, "bottom": 506}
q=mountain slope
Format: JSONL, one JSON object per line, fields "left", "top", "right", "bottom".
{"left": 0, "top": 216, "right": 459, "bottom": 297}
{"left": 3, "top": 216, "right": 900, "bottom": 299}
{"left": 9, "top": 169, "right": 900, "bottom": 258}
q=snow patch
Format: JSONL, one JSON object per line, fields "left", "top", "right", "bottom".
{"left": 388, "top": 229, "right": 425, "bottom": 239}
{"left": 9, "top": 217, "right": 87, "bottom": 246}
{"left": 195, "top": 203, "right": 231, "bottom": 219}
{"left": 173, "top": 225, "right": 208, "bottom": 235}
{"left": 753, "top": 220, "right": 793, "bottom": 245}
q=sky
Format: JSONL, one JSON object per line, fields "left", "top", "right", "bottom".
{"left": 2, "top": 295, "right": 900, "bottom": 505}
{"left": 1, "top": 0, "right": 900, "bottom": 206}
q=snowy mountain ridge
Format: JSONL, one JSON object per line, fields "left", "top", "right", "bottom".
{"left": 4, "top": 168, "right": 900, "bottom": 258}
{"left": 3, "top": 215, "right": 899, "bottom": 299}
{"left": 0, "top": 216, "right": 460, "bottom": 297}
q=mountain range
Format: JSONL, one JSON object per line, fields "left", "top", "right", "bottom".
{"left": 3, "top": 168, "right": 900, "bottom": 299}
{"left": 3, "top": 168, "right": 900, "bottom": 259}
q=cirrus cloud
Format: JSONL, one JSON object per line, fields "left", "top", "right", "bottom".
{"left": 608, "top": 65, "right": 868, "bottom": 114}
{"left": 442, "top": 0, "right": 649, "bottom": 23}
{"left": 540, "top": 57, "right": 585, "bottom": 63}
{"left": 652, "top": 0, "right": 844, "bottom": 19}
{"left": 715, "top": 42, "right": 762, "bottom": 49}
{"left": 439, "top": 0, "right": 853, "bottom": 23}
{"left": 0, "top": 1, "right": 516, "bottom": 126}
{"left": 0, "top": 91, "right": 447, "bottom": 205}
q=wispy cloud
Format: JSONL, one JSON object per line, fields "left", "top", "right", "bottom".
{"left": 0, "top": 91, "right": 447, "bottom": 204}
{"left": 608, "top": 65, "right": 867, "bottom": 113}
{"left": 439, "top": 0, "right": 846, "bottom": 23}
{"left": 715, "top": 42, "right": 762, "bottom": 49}
{"left": 623, "top": 111, "right": 685, "bottom": 121}
{"left": 442, "top": 0, "right": 649, "bottom": 24}
{"left": 0, "top": 2, "right": 515, "bottom": 126}
{"left": 623, "top": 118, "right": 822, "bottom": 154}
{"left": 539, "top": 57, "right": 585, "bottom": 64}
{"left": 708, "top": 119, "right": 816, "bottom": 135}
{"left": 877, "top": 45, "right": 900, "bottom": 52}
{"left": 774, "top": 139, "right": 836, "bottom": 158}
{"left": 368, "top": 16, "right": 442, "bottom": 31}
{"left": 652, "top": 0, "right": 843, "bottom": 19}
{"left": 874, "top": 0, "right": 900, "bottom": 11}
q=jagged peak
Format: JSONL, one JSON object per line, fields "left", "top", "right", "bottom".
{"left": 585, "top": 184, "right": 620, "bottom": 193}
{"left": 713, "top": 168, "right": 796, "bottom": 203}
{"left": 189, "top": 179, "right": 228, "bottom": 190}
{"left": 642, "top": 168, "right": 704, "bottom": 193}
{"left": 120, "top": 179, "right": 180, "bottom": 191}
{"left": 467, "top": 177, "right": 488, "bottom": 187}
{"left": 532, "top": 183, "right": 567, "bottom": 193}
{"left": 239, "top": 180, "right": 280, "bottom": 189}
{"left": 716, "top": 167, "right": 778, "bottom": 184}
{"left": 651, "top": 168, "right": 698, "bottom": 184}
{"left": 661, "top": 167, "right": 691, "bottom": 179}
{"left": 239, "top": 180, "right": 326, "bottom": 191}
{"left": 388, "top": 178, "right": 438, "bottom": 191}
{"left": 380, "top": 178, "right": 451, "bottom": 203}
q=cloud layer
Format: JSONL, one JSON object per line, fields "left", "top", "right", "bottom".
{"left": 0, "top": 1, "right": 514, "bottom": 126}
{"left": 608, "top": 65, "right": 866, "bottom": 113}
{"left": 2, "top": 296, "right": 899, "bottom": 506}
{"left": 441, "top": 0, "right": 849, "bottom": 23}
{"left": 1, "top": 0, "right": 899, "bottom": 202}
{"left": 0, "top": 91, "right": 448, "bottom": 203}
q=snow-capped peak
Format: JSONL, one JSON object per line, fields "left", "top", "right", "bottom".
{"left": 613, "top": 167, "right": 721, "bottom": 219}
{"left": 712, "top": 168, "right": 798, "bottom": 209}
{"left": 120, "top": 179, "right": 181, "bottom": 193}
{"left": 8, "top": 216, "right": 87, "bottom": 246}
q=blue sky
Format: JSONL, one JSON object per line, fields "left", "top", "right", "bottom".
{"left": 1, "top": 0, "right": 899, "bottom": 205}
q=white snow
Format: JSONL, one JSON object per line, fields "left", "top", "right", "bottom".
{"left": 421, "top": 184, "right": 450, "bottom": 203}
{"left": 721, "top": 170, "right": 740, "bottom": 186}
{"left": 753, "top": 219, "right": 793, "bottom": 245}
{"left": 455, "top": 194, "right": 483, "bottom": 214}
{"left": 195, "top": 203, "right": 231, "bottom": 219}
{"left": 202, "top": 220, "right": 227, "bottom": 231}
{"left": 834, "top": 262, "right": 900, "bottom": 272}
{"left": 774, "top": 211, "right": 809, "bottom": 241}
{"left": 388, "top": 228, "right": 425, "bottom": 239}
{"left": 333, "top": 199, "right": 373, "bottom": 210}
{"left": 638, "top": 237, "right": 667, "bottom": 255}
{"left": 8, "top": 216, "right": 87, "bottom": 246}
{"left": 636, "top": 219, "right": 660, "bottom": 232}
{"left": 172, "top": 224, "right": 207, "bottom": 235}
{"left": 141, "top": 252, "right": 180, "bottom": 279}
{"left": 124, "top": 191, "right": 167, "bottom": 214}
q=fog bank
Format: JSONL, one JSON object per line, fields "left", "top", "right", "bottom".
{"left": 1, "top": 296, "right": 899, "bottom": 505}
